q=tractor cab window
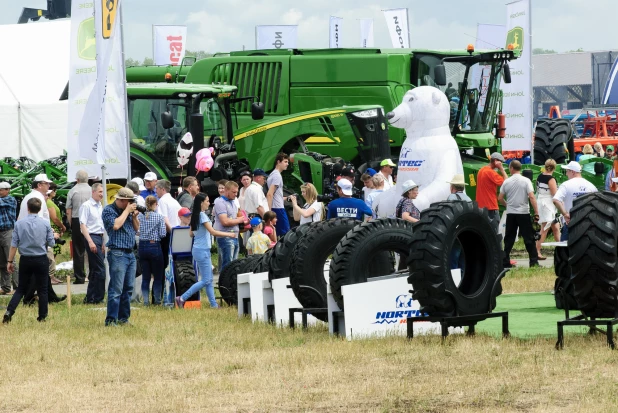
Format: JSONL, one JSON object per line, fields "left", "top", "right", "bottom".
{"left": 128, "top": 97, "right": 189, "bottom": 176}
{"left": 201, "top": 97, "right": 229, "bottom": 143}
{"left": 412, "top": 53, "right": 503, "bottom": 134}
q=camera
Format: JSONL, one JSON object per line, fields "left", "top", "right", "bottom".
{"left": 56, "top": 238, "right": 66, "bottom": 245}
{"left": 128, "top": 199, "right": 147, "bottom": 213}
{"left": 286, "top": 193, "right": 299, "bottom": 202}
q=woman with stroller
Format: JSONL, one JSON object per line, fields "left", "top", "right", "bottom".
{"left": 176, "top": 193, "right": 237, "bottom": 309}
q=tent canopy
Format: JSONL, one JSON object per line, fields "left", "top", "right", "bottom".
{"left": 0, "top": 20, "right": 70, "bottom": 160}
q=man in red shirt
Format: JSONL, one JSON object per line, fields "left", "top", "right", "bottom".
{"left": 476, "top": 152, "right": 508, "bottom": 231}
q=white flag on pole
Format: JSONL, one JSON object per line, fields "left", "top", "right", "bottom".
{"left": 256, "top": 25, "right": 298, "bottom": 50}
{"left": 359, "top": 19, "right": 374, "bottom": 48}
{"left": 68, "top": 0, "right": 128, "bottom": 179}
{"left": 383, "top": 8, "right": 409, "bottom": 48}
{"left": 153, "top": 25, "right": 187, "bottom": 66}
{"left": 502, "top": 0, "right": 532, "bottom": 151}
{"left": 329, "top": 16, "right": 343, "bottom": 48}
{"left": 471, "top": 24, "right": 506, "bottom": 112}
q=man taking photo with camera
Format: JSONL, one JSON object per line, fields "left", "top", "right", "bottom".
{"left": 101, "top": 188, "right": 140, "bottom": 326}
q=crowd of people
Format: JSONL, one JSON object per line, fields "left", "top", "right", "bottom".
{"left": 0, "top": 147, "right": 608, "bottom": 324}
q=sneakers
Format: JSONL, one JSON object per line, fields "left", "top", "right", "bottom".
{"left": 175, "top": 297, "right": 185, "bottom": 309}
{"left": 2, "top": 313, "right": 11, "bottom": 324}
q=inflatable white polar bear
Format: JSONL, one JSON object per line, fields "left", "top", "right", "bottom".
{"left": 374, "top": 86, "right": 464, "bottom": 217}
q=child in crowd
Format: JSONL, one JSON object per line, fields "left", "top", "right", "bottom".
{"left": 175, "top": 193, "right": 237, "bottom": 309}
{"left": 246, "top": 217, "right": 272, "bottom": 255}
{"left": 177, "top": 207, "right": 192, "bottom": 226}
{"left": 262, "top": 211, "right": 278, "bottom": 245}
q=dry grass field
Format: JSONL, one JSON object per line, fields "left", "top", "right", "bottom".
{"left": 1, "top": 259, "right": 616, "bottom": 412}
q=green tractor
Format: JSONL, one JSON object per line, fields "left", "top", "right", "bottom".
{"left": 126, "top": 82, "right": 391, "bottom": 198}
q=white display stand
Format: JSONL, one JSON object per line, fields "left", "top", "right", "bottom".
{"left": 237, "top": 272, "right": 252, "bottom": 317}
{"left": 248, "top": 272, "right": 274, "bottom": 323}
{"left": 338, "top": 271, "right": 463, "bottom": 341}
{"left": 327, "top": 282, "right": 345, "bottom": 335}
{"left": 541, "top": 241, "right": 567, "bottom": 247}
{"left": 272, "top": 277, "right": 320, "bottom": 327}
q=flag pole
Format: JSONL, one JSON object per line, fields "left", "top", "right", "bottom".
{"left": 119, "top": 1, "right": 132, "bottom": 181}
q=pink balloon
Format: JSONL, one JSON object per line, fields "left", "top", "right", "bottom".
{"left": 195, "top": 147, "right": 215, "bottom": 172}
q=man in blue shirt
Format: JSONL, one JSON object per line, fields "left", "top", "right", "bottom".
{"left": 102, "top": 187, "right": 140, "bottom": 326}
{"left": 0, "top": 181, "right": 17, "bottom": 294}
{"left": 327, "top": 179, "right": 372, "bottom": 221}
{"left": 3, "top": 198, "right": 58, "bottom": 324}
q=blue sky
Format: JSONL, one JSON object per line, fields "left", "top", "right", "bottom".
{"left": 3, "top": 0, "right": 615, "bottom": 60}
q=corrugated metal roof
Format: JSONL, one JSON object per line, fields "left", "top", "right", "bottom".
{"left": 532, "top": 52, "right": 591, "bottom": 87}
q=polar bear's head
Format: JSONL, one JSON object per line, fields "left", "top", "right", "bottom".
{"left": 386, "top": 86, "right": 450, "bottom": 131}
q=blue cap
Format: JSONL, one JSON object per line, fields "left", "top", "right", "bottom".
{"left": 250, "top": 217, "right": 263, "bottom": 227}
{"left": 253, "top": 168, "right": 268, "bottom": 177}
{"left": 366, "top": 168, "right": 377, "bottom": 177}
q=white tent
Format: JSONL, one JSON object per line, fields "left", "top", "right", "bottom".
{"left": 0, "top": 20, "right": 70, "bottom": 161}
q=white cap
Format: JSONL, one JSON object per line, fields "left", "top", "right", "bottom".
{"left": 34, "top": 173, "right": 53, "bottom": 183}
{"left": 0, "top": 182, "right": 11, "bottom": 189}
{"left": 612, "top": 177, "right": 618, "bottom": 183}
{"left": 401, "top": 180, "right": 419, "bottom": 196}
{"left": 143, "top": 172, "right": 157, "bottom": 181}
{"left": 561, "top": 161, "right": 582, "bottom": 173}
{"left": 337, "top": 178, "right": 353, "bottom": 196}
{"left": 131, "top": 177, "right": 146, "bottom": 191}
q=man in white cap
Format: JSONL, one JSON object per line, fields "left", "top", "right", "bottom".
{"left": 476, "top": 152, "right": 508, "bottom": 231}
{"left": 0, "top": 182, "right": 17, "bottom": 294}
{"left": 553, "top": 161, "right": 597, "bottom": 241}
{"left": 377, "top": 159, "right": 396, "bottom": 190}
{"left": 326, "top": 179, "right": 372, "bottom": 221}
{"left": 446, "top": 174, "right": 471, "bottom": 201}
{"left": 141, "top": 172, "right": 158, "bottom": 199}
{"left": 18, "top": 173, "right": 52, "bottom": 222}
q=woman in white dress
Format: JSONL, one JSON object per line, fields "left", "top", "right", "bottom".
{"left": 535, "top": 159, "right": 560, "bottom": 259}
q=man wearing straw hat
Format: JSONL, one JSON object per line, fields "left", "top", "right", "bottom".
{"left": 101, "top": 187, "right": 140, "bottom": 326}
{"left": 446, "top": 174, "right": 471, "bottom": 202}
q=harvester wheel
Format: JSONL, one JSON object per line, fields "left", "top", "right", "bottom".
{"left": 533, "top": 119, "right": 572, "bottom": 166}
{"left": 106, "top": 184, "right": 124, "bottom": 205}
{"left": 329, "top": 218, "right": 411, "bottom": 310}
{"left": 174, "top": 260, "right": 198, "bottom": 301}
{"left": 408, "top": 201, "right": 503, "bottom": 317}
{"left": 568, "top": 192, "right": 618, "bottom": 318}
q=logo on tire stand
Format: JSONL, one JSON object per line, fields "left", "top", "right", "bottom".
{"left": 373, "top": 294, "right": 427, "bottom": 324}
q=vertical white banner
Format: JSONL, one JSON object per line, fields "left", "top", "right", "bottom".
{"left": 256, "top": 25, "right": 298, "bottom": 50}
{"left": 329, "top": 16, "right": 343, "bottom": 48}
{"left": 383, "top": 8, "right": 409, "bottom": 48}
{"left": 67, "top": 0, "right": 128, "bottom": 179}
{"left": 359, "top": 19, "right": 374, "bottom": 48}
{"left": 502, "top": 0, "right": 532, "bottom": 151}
{"left": 153, "top": 25, "right": 187, "bottom": 66}
{"left": 471, "top": 24, "right": 506, "bottom": 112}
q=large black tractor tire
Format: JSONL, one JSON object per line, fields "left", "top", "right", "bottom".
{"left": 408, "top": 201, "right": 504, "bottom": 317}
{"left": 174, "top": 259, "right": 198, "bottom": 302}
{"left": 289, "top": 219, "right": 390, "bottom": 320}
{"left": 329, "top": 218, "right": 412, "bottom": 310}
{"left": 553, "top": 246, "right": 578, "bottom": 310}
{"left": 268, "top": 224, "right": 315, "bottom": 282}
{"left": 255, "top": 249, "right": 273, "bottom": 274}
{"left": 568, "top": 192, "right": 618, "bottom": 318}
{"left": 533, "top": 119, "right": 572, "bottom": 166}
{"left": 217, "top": 255, "right": 262, "bottom": 306}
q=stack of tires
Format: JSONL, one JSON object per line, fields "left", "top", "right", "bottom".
{"left": 567, "top": 191, "right": 618, "bottom": 318}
